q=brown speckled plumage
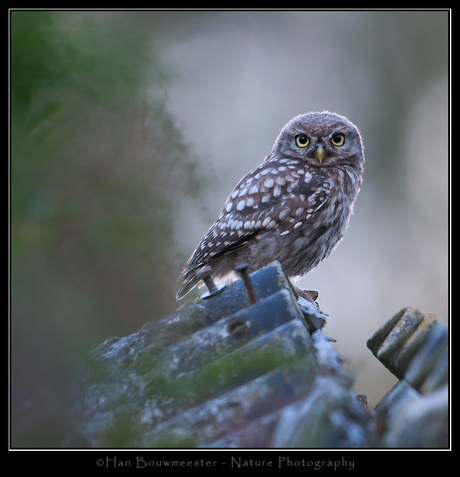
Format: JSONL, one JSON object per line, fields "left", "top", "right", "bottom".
{"left": 177, "top": 111, "right": 364, "bottom": 299}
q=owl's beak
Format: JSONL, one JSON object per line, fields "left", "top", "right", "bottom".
{"left": 314, "top": 144, "right": 327, "bottom": 163}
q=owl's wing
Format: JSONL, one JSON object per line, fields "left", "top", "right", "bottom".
{"left": 177, "top": 196, "right": 266, "bottom": 299}
{"left": 177, "top": 226, "right": 262, "bottom": 299}
{"left": 177, "top": 160, "right": 330, "bottom": 298}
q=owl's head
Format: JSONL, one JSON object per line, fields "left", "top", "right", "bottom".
{"left": 272, "top": 111, "right": 364, "bottom": 168}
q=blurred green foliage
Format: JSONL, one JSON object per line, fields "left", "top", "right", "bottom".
{"left": 11, "top": 11, "right": 203, "bottom": 446}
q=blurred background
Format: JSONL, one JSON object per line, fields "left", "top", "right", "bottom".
{"left": 11, "top": 10, "right": 449, "bottom": 447}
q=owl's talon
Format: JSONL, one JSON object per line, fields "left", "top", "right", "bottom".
{"left": 294, "top": 287, "right": 319, "bottom": 302}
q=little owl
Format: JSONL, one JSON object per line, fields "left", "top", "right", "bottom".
{"left": 177, "top": 111, "right": 364, "bottom": 299}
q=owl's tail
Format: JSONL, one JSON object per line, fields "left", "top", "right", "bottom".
{"left": 176, "top": 276, "right": 199, "bottom": 300}
{"left": 176, "top": 264, "right": 201, "bottom": 300}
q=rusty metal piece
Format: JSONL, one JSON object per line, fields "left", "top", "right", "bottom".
{"left": 228, "top": 319, "right": 249, "bottom": 336}
{"left": 235, "top": 263, "right": 258, "bottom": 304}
{"left": 196, "top": 265, "right": 225, "bottom": 299}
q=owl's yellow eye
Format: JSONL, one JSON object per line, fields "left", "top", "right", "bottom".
{"left": 295, "top": 135, "right": 310, "bottom": 148}
{"left": 331, "top": 133, "right": 345, "bottom": 146}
